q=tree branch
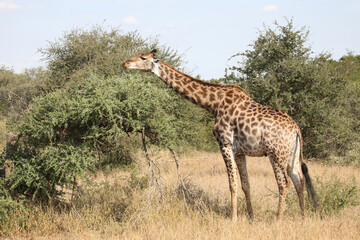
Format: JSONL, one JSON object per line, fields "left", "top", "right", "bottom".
{"left": 141, "top": 129, "right": 164, "bottom": 201}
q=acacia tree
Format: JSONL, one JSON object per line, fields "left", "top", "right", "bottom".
{"left": 39, "top": 26, "right": 185, "bottom": 89}
{"left": 36, "top": 25, "right": 212, "bottom": 149}
{"left": 1, "top": 26, "right": 214, "bottom": 202}
{"left": 228, "top": 19, "right": 359, "bottom": 160}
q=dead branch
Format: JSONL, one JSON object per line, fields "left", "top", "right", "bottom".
{"left": 169, "top": 147, "right": 189, "bottom": 214}
{"left": 141, "top": 130, "right": 164, "bottom": 202}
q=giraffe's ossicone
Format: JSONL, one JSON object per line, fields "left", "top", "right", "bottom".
{"left": 123, "top": 50, "right": 318, "bottom": 221}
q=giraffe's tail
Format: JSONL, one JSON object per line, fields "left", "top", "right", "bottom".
{"left": 301, "top": 163, "right": 319, "bottom": 211}
{"left": 297, "top": 132, "right": 319, "bottom": 211}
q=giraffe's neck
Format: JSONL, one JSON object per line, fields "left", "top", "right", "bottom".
{"left": 152, "top": 61, "right": 224, "bottom": 114}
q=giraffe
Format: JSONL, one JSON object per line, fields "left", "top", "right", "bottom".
{"left": 122, "top": 49, "right": 318, "bottom": 221}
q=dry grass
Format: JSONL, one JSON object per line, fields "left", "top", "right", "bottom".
{"left": 3, "top": 151, "right": 360, "bottom": 239}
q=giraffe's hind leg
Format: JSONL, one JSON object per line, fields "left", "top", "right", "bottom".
{"left": 288, "top": 166, "right": 306, "bottom": 217}
{"left": 234, "top": 153, "right": 254, "bottom": 221}
{"left": 288, "top": 135, "right": 306, "bottom": 217}
{"left": 269, "top": 153, "right": 290, "bottom": 221}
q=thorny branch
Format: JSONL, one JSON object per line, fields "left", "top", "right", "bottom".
{"left": 141, "top": 130, "right": 164, "bottom": 202}
{"left": 169, "top": 147, "right": 189, "bottom": 214}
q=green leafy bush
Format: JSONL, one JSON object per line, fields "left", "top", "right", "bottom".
{"left": 0, "top": 185, "right": 25, "bottom": 227}
{"left": 4, "top": 144, "right": 94, "bottom": 202}
{"left": 18, "top": 72, "right": 206, "bottom": 154}
{"left": 286, "top": 175, "right": 359, "bottom": 216}
{"left": 316, "top": 176, "right": 359, "bottom": 216}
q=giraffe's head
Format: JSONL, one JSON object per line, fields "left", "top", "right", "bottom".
{"left": 122, "top": 49, "right": 160, "bottom": 72}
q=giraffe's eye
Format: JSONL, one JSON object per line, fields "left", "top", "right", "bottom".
{"left": 140, "top": 57, "right": 147, "bottom": 60}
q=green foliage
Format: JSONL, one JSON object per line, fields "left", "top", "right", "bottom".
{"left": 228, "top": 19, "right": 360, "bottom": 160}
{"left": 33, "top": 23, "right": 214, "bottom": 154}
{"left": 0, "top": 66, "right": 50, "bottom": 122}
{"left": 316, "top": 176, "right": 359, "bottom": 215}
{"left": 1, "top": 25, "right": 186, "bottom": 123}
{"left": 4, "top": 71, "right": 209, "bottom": 201}
{"left": 39, "top": 25, "right": 185, "bottom": 89}
{"left": 18, "top": 73, "right": 205, "bottom": 153}
{"left": 286, "top": 175, "right": 359, "bottom": 216}
{"left": 326, "top": 54, "right": 360, "bottom": 163}
{"left": 0, "top": 185, "right": 26, "bottom": 227}
{"left": 3, "top": 144, "right": 94, "bottom": 202}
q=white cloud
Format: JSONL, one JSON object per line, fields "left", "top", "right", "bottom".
{"left": 0, "top": 0, "right": 22, "bottom": 11}
{"left": 263, "top": 4, "right": 278, "bottom": 12}
{"left": 165, "top": 23, "right": 174, "bottom": 28}
{"left": 122, "top": 15, "right": 141, "bottom": 25}
{"left": 0, "top": 0, "right": 42, "bottom": 11}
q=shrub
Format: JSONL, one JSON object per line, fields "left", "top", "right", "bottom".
{"left": 315, "top": 176, "right": 359, "bottom": 216}
{"left": 4, "top": 144, "right": 94, "bottom": 202}
{"left": 0, "top": 187, "right": 25, "bottom": 227}
{"left": 286, "top": 175, "right": 359, "bottom": 216}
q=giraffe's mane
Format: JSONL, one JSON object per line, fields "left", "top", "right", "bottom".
{"left": 160, "top": 61, "right": 249, "bottom": 96}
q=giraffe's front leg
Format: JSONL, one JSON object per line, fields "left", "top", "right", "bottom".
{"left": 219, "top": 143, "right": 238, "bottom": 222}
{"left": 235, "top": 154, "right": 254, "bottom": 221}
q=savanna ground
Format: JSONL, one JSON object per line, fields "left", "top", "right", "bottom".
{"left": 3, "top": 151, "right": 360, "bottom": 240}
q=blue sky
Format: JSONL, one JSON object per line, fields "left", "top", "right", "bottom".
{"left": 1, "top": 0, "right": 359, "bottom": 80}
